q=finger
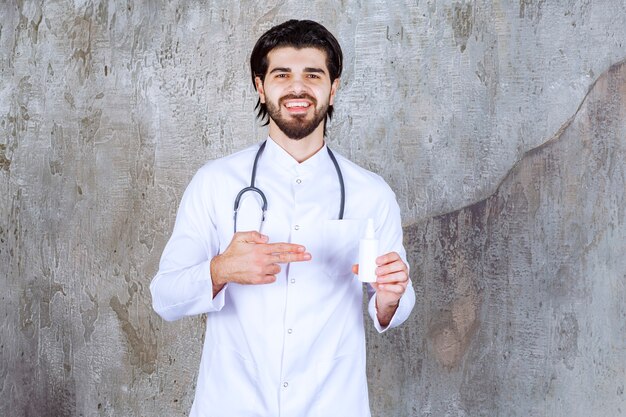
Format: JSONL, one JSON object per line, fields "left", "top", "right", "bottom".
{"left": 376, "top": 251, "right": 400, "bottom": 266}
{"left": 375, "top": 260, "right": 407, "bottom": 277}
{"left": 376, "top": 283, "right": 407, "bottom": 295}
{"left": 352, "top": 264, "right": 359, "bottom": 275}
{"left": 262, "top": 263, "right": 281, "bottom": 276}
{"left": 235, "top": 231, "right": 268, "bottom": 244}
{"left": 262, "top": 242, "right": 307, "bottom": 254}
{"left": 376, "top": 271, "right": 408, "bottom": 284}
{"left": 259, "top": 274, "right": 277, "bottom": 284}
{"left": 270, "top": 251, "right": 312, "bottom": 263}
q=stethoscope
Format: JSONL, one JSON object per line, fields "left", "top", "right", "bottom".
{"left": 233, "top": 140, "right": 345, "bottom": 233}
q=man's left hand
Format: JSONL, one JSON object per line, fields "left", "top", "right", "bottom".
{"left": 352, "top": 251, "right": 409, "bottom": 327}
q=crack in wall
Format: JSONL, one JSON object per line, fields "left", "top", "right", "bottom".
{"left": 403, "top": 57, "right": 626, "bottom": 227}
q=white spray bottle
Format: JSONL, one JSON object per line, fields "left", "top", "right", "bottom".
{"left": 358, "top": 218, "right": 379, "bottom": 283}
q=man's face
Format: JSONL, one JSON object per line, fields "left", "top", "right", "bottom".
{"left": 255, "top": 47, "right": 339, "bottom": 140}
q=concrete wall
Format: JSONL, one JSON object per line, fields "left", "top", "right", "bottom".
{"left": 1, "top": 1, "right": 624, "bottom": 416}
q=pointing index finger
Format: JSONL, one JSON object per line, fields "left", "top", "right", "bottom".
{"left": 263, "top": 242, "right": 306, "bottom": 254}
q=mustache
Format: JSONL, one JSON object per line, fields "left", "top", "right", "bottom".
{"left": 279, "top": 93, "right": 317, "bottom": 106}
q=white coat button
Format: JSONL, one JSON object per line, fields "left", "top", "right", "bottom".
{"left": 283, "top": 382, "right": 288, "bottom": 388}
{"left": 294, "top": 225, "right": 300, "bottom": 231}
{"left": 287, "top": 329, "right": 293, "bottom": 334}
{"left": 296, "top": 178, "right": 302, "bottom": 184}
{"left": 290, "top": 279, "right": 295, "bottom": 284}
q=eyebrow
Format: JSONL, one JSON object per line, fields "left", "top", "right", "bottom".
{"left": 268, "top": 67, "right": 327, "bottom": 75}
{"left": 304, "top": 67, "right": 326, "bottom": 74}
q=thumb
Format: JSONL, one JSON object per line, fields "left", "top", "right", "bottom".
{"left": 235, "top": 231, "right": 268, "bottom": 244}
{"left": 352, "top": 264, "right": 359, "bottom": 275}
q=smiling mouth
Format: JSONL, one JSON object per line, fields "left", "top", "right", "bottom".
{"left": 280, "top": 94, "right": 316, "bottom": 113}
{"left": 284, "top": 101, "right": 311, "bottom": 109}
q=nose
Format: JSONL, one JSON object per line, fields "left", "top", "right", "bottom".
{"left": 288, "top": 75, "right": 308, "bottom": 94}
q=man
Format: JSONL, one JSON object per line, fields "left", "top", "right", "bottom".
{"left": 150, "top": 20, "right": 415, "bottom": 417}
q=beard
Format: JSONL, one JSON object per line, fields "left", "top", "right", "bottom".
{"left": 266, "top": 93, "right": 329, "bottom": 140}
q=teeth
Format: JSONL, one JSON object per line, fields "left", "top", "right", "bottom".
{"left": 285, "top": 102, "right": 309, "bottom": 108}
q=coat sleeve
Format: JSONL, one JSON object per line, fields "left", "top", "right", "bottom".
{"left": 366, "top": 184, "right": 416, "bottom": 333}
{"left": 150, "top": 165, "right": 227, "bottom": 321}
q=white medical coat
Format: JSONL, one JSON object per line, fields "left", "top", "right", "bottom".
{"left": 150, "top": 138, "right": 415, "bottom": 417}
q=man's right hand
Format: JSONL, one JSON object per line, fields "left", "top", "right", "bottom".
{"left": 210, "top": 231, "right": 311, "bottom": 296}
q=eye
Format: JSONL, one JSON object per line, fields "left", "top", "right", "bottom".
{"left": 275, "top": 73, "right": 289, "bottom": 79}
{"left": 306, "top": 74, "right": 321, "bottom": 79}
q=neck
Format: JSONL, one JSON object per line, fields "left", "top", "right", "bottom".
{"left": 267, "top": 122, "right": 325, "bottom": 163}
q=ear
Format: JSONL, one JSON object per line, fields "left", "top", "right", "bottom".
{"left": 329, "top": 78, "right": 340, "bottom": 106}
{"left": 255, "top": 76, "right": 266, "bottom": 104}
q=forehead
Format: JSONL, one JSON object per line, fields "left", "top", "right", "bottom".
{"left": 266, "top": 46, "right": 329, "bottom": 71}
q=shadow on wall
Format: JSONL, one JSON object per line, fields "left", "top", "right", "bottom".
{"left": 368, "top": 60, "right": 626, "bottom": 416}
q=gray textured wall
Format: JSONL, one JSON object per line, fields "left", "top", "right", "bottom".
{"left": 1, "top": 1, "right": 624, "bottom": 416}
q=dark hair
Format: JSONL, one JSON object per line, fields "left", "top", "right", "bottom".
{"left": 250, "top": 20, "right": 343, "bottom": 130}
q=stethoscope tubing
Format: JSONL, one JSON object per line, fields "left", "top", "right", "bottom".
{"left": 233, "top": 140, "right": 345, "bottom": 233}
